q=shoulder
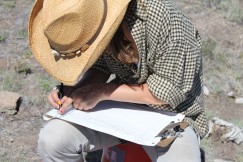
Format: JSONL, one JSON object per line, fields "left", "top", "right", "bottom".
{"left": 146, "top": 1, "right": 200, "bottom": 46}
{"left": 127, "top": 0, "right": 173, "bottom": 19}
{"left": 146, "top": 0, "right": 193, "bottom": 28}
{"left": 138, "top": 0, "right": 180, "bottom": 20}
{"left": 127, "top": 0, "right": 193, "bottom": 33}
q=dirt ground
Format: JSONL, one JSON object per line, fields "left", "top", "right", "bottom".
{"left": 0, "top": 0, "right": 243, "bottom": 162}
{"left": 204, "top": 95, "right": 243, "bottom": 162}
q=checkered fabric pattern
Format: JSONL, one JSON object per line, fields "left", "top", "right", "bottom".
{"left": 91, "top": 0, "right": 209, "bottom": 139}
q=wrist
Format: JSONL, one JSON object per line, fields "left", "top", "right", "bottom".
{"left": 56, "top": 85, "right": 75, "bottom": 96}
{"left": 100, "top": 83, "right": 120, "bottom": 101}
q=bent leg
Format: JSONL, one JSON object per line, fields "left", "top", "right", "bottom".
{"left": 143, "top": 127, "right": 201, "bottom": 162}
{"left": 38, "top": 119, "right": 120, "bottom": 162}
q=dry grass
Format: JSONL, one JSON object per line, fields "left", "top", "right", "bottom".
{"left": 210, "top": 0, "right": 243, "bottom": 23}
{"left": 202, "top": 37, "right": 243, "bottom": 96}
{"left": 0, "top": 70, "right": 21, "bottom": 92}
{"left": 235, "top": 150, "right": 243, "bottom": 162}
{"left": 229, "top": 118, "right": 243, "bottom": 128}
{"left": 0, "top": 0, "right": 16, "bottom": 9}
{"left": 201, "top": 138, "right": 215, "bottom": 162}
{"left": 36, "top": 73, "right": 58, "bottom": 93}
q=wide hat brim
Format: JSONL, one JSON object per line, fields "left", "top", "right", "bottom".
{"left": 29, "top": 0, "right": 131, "bottom": 85}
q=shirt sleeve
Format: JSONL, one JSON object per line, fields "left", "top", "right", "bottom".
{"left": 89, "top": 51, "right": 112, "bottom": 75}
{"left": 146, "top": 13, "right": 203, "bottom": 109}
{"left": 147, "top": 41, "right": 202, "bottom": 109}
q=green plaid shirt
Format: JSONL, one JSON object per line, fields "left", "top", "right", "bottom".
{"left": 91, "top": 0, "right": 209, "bottom": 139}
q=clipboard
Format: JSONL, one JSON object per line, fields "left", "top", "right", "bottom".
{"left": 43, "top": 100, "right": 185, "bottom": 146}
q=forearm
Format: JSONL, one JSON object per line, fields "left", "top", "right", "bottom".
{"left": 74, "top": 69, "right": 110, "bottom": 88}
{"left": 62, "top": 69, "right": 110, "bottom": 96}
{"left": 58, "top": 82, "right": 167, "bottom": 113}
{"left": 105, "top": 83, "right": 167, "bottom": 105}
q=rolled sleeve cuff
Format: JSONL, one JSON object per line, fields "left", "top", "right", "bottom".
{"left": 147, "top": 74, "right": 186, "bottom": 109}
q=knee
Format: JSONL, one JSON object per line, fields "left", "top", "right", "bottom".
{"left": 38, "top": 119, "right": 77, "bottom": 156}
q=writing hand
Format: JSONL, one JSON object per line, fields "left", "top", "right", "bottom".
{"left": 59, "top": 83, "right": 119, "bottom": 114}
{"left": 70, "top": 84, "right": 107, "bottom": 111}
{"left": 59, "top": 84, "right": 106, "bottom": 114}
{"left": 47, "top": 88, "right": 62, "bottom": 109}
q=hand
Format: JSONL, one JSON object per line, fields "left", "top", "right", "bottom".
{"left": 47, "top": 88, "right": 62, "bottom": 109}
{"left": 59, "top": 84, "right": 119, "bottom": 114}
{"left": 47, "top": 85, "right": 75, "bottom": 109}
{"left": 58, "top": 84, "right": 103, "bottom": 114}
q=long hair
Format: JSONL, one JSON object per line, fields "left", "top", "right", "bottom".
{"left": 108, "top": 23, "right": 139, "bottom": 64}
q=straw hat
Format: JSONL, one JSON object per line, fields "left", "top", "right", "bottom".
{"left": 29, "top": 0, "right": 131, "bottom": 85}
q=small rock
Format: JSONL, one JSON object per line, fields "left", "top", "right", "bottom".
{"left": 203, "top": 86, "right": 210, "bottom": 96}
{"left": 9, "top": 137, "right": 14, "bottom": 143}
{"left": 214, "top": 159, "right": 233, "bottom": 162}
{"left": 0, "top": 91, "right": 22, "bottom": 115}
{"left": 235, "top": 98, "right": 243, "bottom": 104}
{"left": 227, "top": 91, "right": 235, "bottom": 98}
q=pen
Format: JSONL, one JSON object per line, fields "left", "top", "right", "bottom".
{"left": 57, "top": 83, "right": 73, "bottom": 114}
{"left": 57, "top": 83, "right": 64, "bottom": 109}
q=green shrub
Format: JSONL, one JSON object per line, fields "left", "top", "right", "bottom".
{"left": 16, "top": 29, "right": 28, "bottom": 38}
{"left": 22, "top": 51, "right": 33, "bottom": 59}
{"left": 37, "top": 73, "right": 58, "bottom": 93}
{"left": 14, "top": 61, "right": 32, "bottom": 75}
{"left": 0, "top": 32, "right": 8, "bottom": 42}
{"left": 202, "top": 38, "right": 217, "bottom": 59}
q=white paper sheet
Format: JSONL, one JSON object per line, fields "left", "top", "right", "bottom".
{"left": 43, "top": 101, "right": 184, "bottom": 146}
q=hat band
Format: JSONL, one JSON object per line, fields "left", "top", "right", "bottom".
{"left": 51, "top": 44, "right": 90, "bottom": 57}
{"left": 51, "top": 0, "right": 107, "bottom": 58}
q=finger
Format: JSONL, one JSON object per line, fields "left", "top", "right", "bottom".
{"left": 83, "top": 107, "right": 91, "bottom": 111}
{"left": 82, "top": 103, "right": 95, "bottom": 111}
{"left": 60, "top": 96, "right": 68, "bottom": 103}
{"left": 51, "top": 90, "right": 61, "bottom": 103}
{"left": 77, "top": 104, "right": 85, "bottom": 111}
{"left": 59, "top": 98, "right": 73, "bottom": 114}
{"left": 83, "top": 105, "right": 93, "bottom": 111}
{"left": 48, "top": 93, "right": 59, "bottom": 109}
{"left": 51, "top": 90, "right": 63, "bottom": 108}
{"left": 72, "top": 99, "right": 81, "bottom": 109}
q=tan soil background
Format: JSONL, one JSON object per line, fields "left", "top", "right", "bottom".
{"left": 0, "top": 0, "right": 243, "bottom": 162}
